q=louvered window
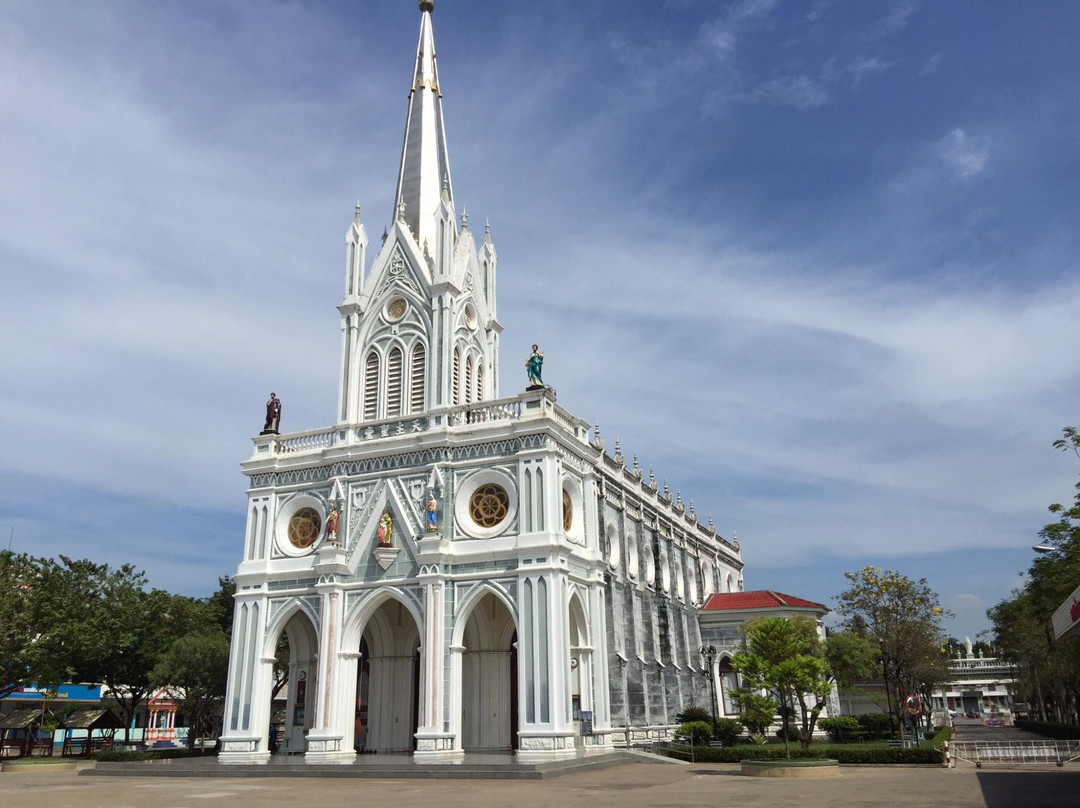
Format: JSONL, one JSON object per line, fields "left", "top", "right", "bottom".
{"left": 476, "top": 364, "right": 484, "bottom": 402}
{"left": 387, "top": 347, "right": 403, "bottom": 417}
{"left": 363, "top": 352, "right": 379, "bottom": 421}
{"left": 410, "top": 343, "right": 426, "bottom": 413}
{"left": 453, "top": 348, "right": 462, "bottom": 404}
{"left": 464, "top": 355, "right": 474, "bottom": 404}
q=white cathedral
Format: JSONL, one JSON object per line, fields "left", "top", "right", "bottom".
{"left": 219, "top": 1, "right": 745, "bottom": 765}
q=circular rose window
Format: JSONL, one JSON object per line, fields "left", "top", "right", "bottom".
{"left": 288, "top": 507, "right": 322, "bottom": 549}
{"left": 470, "top": 484, "right": 509, "bottom": 528}
{"left": 386, "top": 298, "right": 407, "bottom": 321}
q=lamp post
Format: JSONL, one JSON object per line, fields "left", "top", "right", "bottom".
{"left": 1033, "top": 544, "right": 1079, "bottom": 556}
{"left": 700, "top": 644, "right": 718, "bottom": 738}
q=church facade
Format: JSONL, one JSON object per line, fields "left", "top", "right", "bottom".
{"left": 218, "top": 2, "right": 743, "bottom": 765}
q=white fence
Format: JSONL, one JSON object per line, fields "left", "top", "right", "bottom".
{"left": 949, "top": 740, "right": 1080, "bottom": 768}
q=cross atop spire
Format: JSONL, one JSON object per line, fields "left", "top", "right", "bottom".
{"left": 394, "top": 1, "right": 454, "bottom": 249}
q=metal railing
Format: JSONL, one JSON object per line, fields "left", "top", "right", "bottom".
{"left": 948, "top": 739, "right": 1080, "bottom": 768}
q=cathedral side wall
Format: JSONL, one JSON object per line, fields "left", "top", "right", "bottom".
{"left": 598, "top": 493, "right": 733, "bottom": 738}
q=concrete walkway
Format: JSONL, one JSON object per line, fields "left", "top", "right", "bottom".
{"left": 951, "top": 716, "right": 1054, "bottom": 742}
{"left": 3, "top": 761, "right": 1078, "bottom": 808}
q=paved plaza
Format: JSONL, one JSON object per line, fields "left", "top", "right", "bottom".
{"left": 1, "top": 762, "right": 1078, "bottom": 808}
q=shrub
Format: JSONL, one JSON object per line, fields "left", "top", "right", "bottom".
{"left": 856, "top": 712, "right": 894, "bottom": 739}
{"left": 667, "top": 744, "right": 826, "bottom": 763}
{"left": 832, "top": 747, "right": 942, "bottom": 764}
{"left": 775, "top": 725, "right": 799, "bottom": 742}
{"left": 819, "top": 715, "right": 860, "bottom": 743}
{"left": 95, "top": 748, "right": 217, "bottom": 763}
{"left": 1015, "top": 719, "right": 1080, "bottom": 740}
{"left": 677, "top": 721, "right": 714, "bottom": 745}
{"left": 713, "top": 718, "right": 744, "bottom": 746}
{"left": 675, "top": 704, "right": 712, "bottom": 724}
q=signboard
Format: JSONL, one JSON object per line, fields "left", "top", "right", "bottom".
{"left": 5, "top": 684, "right": 101, "bottom": 701}
{"left": 1051, "top": 581, "right": 1080, "bottom": 640}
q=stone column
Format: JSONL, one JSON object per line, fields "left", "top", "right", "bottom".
{"left": 415, "top": 576, "right": 459, "bottom": 760}
{"left": 304, "top": 578, "right": 355, "bottom": 763}
{"left": 219, "top": 595, "right": 272, "bottom": 764}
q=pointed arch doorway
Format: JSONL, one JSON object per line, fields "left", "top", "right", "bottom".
{"left": 268, "top": 608, "right": 318, "bottom": 754}
{"left": 354, "top": 598, "right": 421, "bottom": 753}
{"left": 460, "top": 592, "right": 518, "bottom": 752}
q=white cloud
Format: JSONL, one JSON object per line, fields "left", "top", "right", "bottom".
{"left": 754, "top": 74, "right": 829, "bottom": 109}
{"left": 866, "top": 0, "right": 919, "bottom": 40}
{"left": 937, "top": 128, "right": 991, "bottom": 178}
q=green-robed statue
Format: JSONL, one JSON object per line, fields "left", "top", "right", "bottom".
{"left": 526, "top": 345, "right": 544, "bottom": 387}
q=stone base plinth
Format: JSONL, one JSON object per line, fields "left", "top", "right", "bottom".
{"left": 740, "top": 759, "right": 840, "bottom": 777}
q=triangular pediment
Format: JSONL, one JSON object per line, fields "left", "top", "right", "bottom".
{"left": 362, "top": 227, "right": 432, "bottom": 312}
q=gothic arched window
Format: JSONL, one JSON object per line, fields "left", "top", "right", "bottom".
{"left": 453, "top": 347, "right": 462, "bottom": 405}
{"left": 387, "top": 347, "right": 403, "bottom": 417}
{"left": 410, "top": 343, "right": 426, "bottom": 413}
{"left": 476, "top": 363, "right": 484, "bottom": 402}
{"left": 464, "top": 355, "right": 474, "bottom": 404}
{"left": 363, "top": 351, "right": 380, "bottom": 421}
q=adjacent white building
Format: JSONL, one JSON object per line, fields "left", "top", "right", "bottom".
{"left": 218, "top": 2, "right": 743, "bottom": 765}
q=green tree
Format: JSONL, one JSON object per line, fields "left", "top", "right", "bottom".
{"left": 0, "top": 551, "right": 39, "bottom": 698}
{"left": 151, "top": 629, "right": 230, "bottom": 749}
{"left": 989, "top": 427, "right": 1080, "bottom": 724}
{"left": 731, "top": 616, "right": 834, "bottom": 758}
{"left": 835, "top": 566, "right": 951, "bottom": 739}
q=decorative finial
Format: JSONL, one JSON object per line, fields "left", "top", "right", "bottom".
{"left": 397, "top": 198, "right": 407, "bottom": 221}
{"left": 676, "top": 491, "right": 683, "bottom": 506}
{"left": 649, "top": 467, "right": 656, "bottom": 488}
{"left": 461, "top": 208, "right": 469, "bottom": 230}
{"left": 354, "top": 199, "right": 362, "bottom": 219}
{"left": 708, "top": 513, "right": 715, "bottom": 531}
{"left": 419, "top": 0, "right": 434, "bottom": 13}
{"left": 689, "top": 501, "right": 696, "bottom": 521}
{"left": 614, "top": 439, "right": 624, "bottom": 466}
{"left": 485, "top": 219, "right": 492, "bottom": 243}
{"left": 632, "top": 454, "right": 639, "bottom": 470}
{"left": 594, "top": 421, "right": 601, "bottom": 438}
{"left": 663, "top": 480, "right": 670, "bottom": 498}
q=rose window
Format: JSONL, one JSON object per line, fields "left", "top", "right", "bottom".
{"left": 287, "top": 508, "right": 322, "bottom": 549}
{"left": 469, "top": 484, "right": 509, "bottom": 528}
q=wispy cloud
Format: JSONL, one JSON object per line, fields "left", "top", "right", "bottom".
{"left": 866, "top": 0, "right": 919, "bottom": 40}
{"left": 753, "top": 74, "right": 829, "bottom": 109}
{"left": 937, "top": 128, "right": 991, "bottom": 178}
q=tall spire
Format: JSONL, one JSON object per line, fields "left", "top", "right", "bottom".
{"left": 394, "top": 1, "right": 454, "bottom": 250}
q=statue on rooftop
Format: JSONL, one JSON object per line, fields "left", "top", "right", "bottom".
{"left": 262, "top": 393, "right": 282, "bottom": 434}
{"left": 526, "top": 345, "right": 544, "bottom": 388}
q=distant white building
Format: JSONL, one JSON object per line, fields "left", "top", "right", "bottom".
{"left": 931, "top": 641, "right": 1016, "bottom": 721}
{"left": 218, "top": 2, "right": 743, "bottom": 765}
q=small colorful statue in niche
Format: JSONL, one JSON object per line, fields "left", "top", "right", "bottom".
{"left": 326, "top": 504, "right": 340, "bottom": 543}
{"left": 377, "top": 510, "right": 393, "bottom": 546}
{"left": 525, "top": 345, "right": 544, "bottom": 388}
{"left": 262, "top": 393, "right": 282, "bottom": 434}
{"left": 425, "top": 494, "right": 439, "bottom": 533}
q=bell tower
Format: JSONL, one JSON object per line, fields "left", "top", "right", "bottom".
{"left": 336, "top": 0, "right": 501, "bottom": 426}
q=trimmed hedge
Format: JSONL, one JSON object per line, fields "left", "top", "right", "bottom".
{"left": 832, "top": 747, "right": 941, "bottom": 764}
{"left": 667, "top": 743, "right": 943, "bottom": 765}
{"left": 669, "top": 745, "right": 826, "bottom": 762}
{"left": 1015, "top": 719, "right": 1080, "bottom": 740}
{"left": 95, "top": 748, "right": 217, "bottom": 762}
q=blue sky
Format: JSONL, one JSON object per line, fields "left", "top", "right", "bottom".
{"left": 2, "top": 0, "right": 1079, "bottom": 641}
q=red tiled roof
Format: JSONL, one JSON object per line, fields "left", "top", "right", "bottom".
{"left": 702, "top": 590, "right": 828, "bottom": 612}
